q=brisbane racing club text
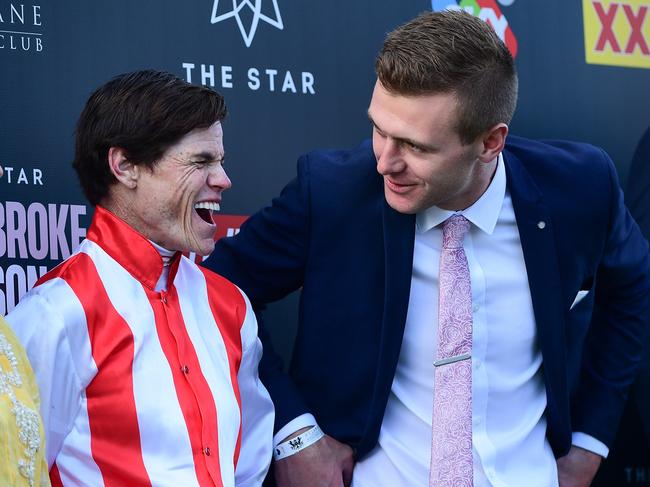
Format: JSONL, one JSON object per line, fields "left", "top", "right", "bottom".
{"left": 0, "top": 3, "right": 43, "bottom": 53}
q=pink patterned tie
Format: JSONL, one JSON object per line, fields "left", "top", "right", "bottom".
{"left": 429, "top": 215, "right": 473, "bottom": 487}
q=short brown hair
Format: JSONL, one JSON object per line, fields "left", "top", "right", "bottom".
{"left": 375, "top": 10, "right": 518, "bottom": 144}
{"left": 73, "top": 70, "right": 227, "bottom": 205}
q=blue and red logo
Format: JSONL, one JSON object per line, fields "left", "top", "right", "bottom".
{"left": 431, "top": 1, "right": 519, "bottom": 57}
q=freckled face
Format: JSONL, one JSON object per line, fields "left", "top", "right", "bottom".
{"left": 130, "top": 122, "right": 231, "bottom": 255}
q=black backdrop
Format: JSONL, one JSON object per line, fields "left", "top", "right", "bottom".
{"left": 2, "top": 1, "right": 650, "bottom": 484}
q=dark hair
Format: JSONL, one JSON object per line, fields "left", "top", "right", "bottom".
{"left": 73, "top": 69, "right": 227, "bottom": 205}
{"left": 375, "top": 10, "right": 518, "bottom": 144}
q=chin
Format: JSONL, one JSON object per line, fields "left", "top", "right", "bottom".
{"left": 385, "top": 194, "right": 419, "bottom": 215}
{"left": 193, "top": 241, "right": 216, "bottom": 257}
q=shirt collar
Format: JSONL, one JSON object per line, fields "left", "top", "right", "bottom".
{"left": 416, "top": 153, "right": 506, "bottom": 235}
{"left": 149, "top": 239, "right": 176, "bottom": 267}
{"left": 86, "top": 206, "right": 181, "bottom": 291}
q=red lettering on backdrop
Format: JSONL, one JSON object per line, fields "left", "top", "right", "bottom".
{"left": 623, "top": 4, "right": 650, "bottom": 54}
{"left": 594, "top": 2, "right": 621, "bottom": 53}
{"left": 212, "top": 214, "right": 248, "bottom": 241}
{"left": 184, "top": 214, "right": 248, "bottom": 263}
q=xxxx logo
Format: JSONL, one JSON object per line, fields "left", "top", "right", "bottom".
{"left": 583, "top": 0, "right": 650, "bottom": 68}
{"left": 431, "top": 0, "right": 518, "bottom": 57}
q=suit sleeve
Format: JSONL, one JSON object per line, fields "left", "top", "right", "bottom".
{"left": 234, "top": 290, "right": 275, "bottom": 486}
{"left": 572, "top": 148, "right": 650, "bottom": 447}
{"left": 203, "top": 154, "right": 312, "bottom": 432}
{"left": 625, "top": 127, "right": 650, "bottom": 440}
{"left": 625, "top": 127, "right": 650, "bottom": 231}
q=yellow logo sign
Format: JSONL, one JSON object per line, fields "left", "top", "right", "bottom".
{"left": 583, "top": 0, "right": 650, "bottom": 68}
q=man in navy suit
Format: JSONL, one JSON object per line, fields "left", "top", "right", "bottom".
{"left": 204, "top": 10, "right": 650, "bottom": 487}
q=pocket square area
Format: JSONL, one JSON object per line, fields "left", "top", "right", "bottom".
{"left": 571, "top": 290, "right": 590, "bottom": 310}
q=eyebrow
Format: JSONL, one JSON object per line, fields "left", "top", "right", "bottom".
{"left": 367, "top": 111, "right": 437, "bottom": 152}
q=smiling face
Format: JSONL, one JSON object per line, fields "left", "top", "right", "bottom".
{"left": 368, "top": 81, "right": 497, "bottom": 214}
{"left": 120, "top": 121, "right": 230, "bottom": 255}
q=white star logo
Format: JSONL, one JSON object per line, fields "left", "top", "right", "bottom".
{"left": 211, "top": 0, "right": 284, "bottom": 48}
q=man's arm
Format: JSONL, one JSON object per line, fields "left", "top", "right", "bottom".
{"left": 569, "top": 149, "right": 650, "bottom": 465}
{"left": 625, "top": 127, "right": 650, "bottom": 442}
{"left": 557, "top": 446, "right": 602, "bottom": 487}
{"left": 271, "top": 417, "right": 355, "bottom": 486}
{"left": 204, "top": 159, "right": 312, "bottom": 428}
{"left": 274, "top": 432, "right": 355, "bottom": 487}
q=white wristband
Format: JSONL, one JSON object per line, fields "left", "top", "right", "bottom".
{"left": 273, "top": 425, "right": 325, "bottom": 461}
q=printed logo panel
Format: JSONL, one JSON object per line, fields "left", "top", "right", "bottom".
{"left": 185, "top": 0, "right": 316, "bottom": 95}
{"left": 583, "top": 0, "right": 650, "bottom": 68}
{"left": 431, "top": 0, "right": 518, "bottom": 57}
{"left": 211, "top": 0, "right": 283, "bottom": 48}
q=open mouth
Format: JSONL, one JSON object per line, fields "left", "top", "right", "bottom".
{"left": 194, "top": 201, "right": 220, "bottom": 225}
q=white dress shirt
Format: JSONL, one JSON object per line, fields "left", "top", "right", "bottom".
{"left": 350, "top": 155, "right": 605, "bottom": 486}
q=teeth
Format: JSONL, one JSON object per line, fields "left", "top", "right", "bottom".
{"left": 194, "top": 201, "right": 220, "bottom": 212}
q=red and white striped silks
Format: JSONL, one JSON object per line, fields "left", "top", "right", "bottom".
{"left": 7, "top": 206, "right": 274, "bottom": 487}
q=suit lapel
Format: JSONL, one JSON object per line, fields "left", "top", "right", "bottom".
{"left": 367, "top": 199, "right": 415, "bottom": 432}
{"left": 504, "top": 149, "right": 569, "bottom": 449}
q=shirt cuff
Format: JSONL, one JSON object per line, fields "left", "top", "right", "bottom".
{"left": 273, "top": 413, "right": 318, "bottom": 448}
{"left": 572, "top": 432, "right": 609, "bottom": 458}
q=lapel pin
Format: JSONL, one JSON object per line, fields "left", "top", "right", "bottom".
{"left": 537, "top": 221, "right": 546, "bottom": 229}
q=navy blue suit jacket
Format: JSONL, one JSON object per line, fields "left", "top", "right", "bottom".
{"left": 625, "top": 127, "right": 650, "bottom": 440}
{"left": 204, "top": 135, "right": 650, "bottom": 459}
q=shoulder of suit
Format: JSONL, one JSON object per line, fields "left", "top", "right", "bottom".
{"left": 300, "top": 139, "right": 376, "bottom": 173}
{"left": 504, "top": 134, "right": 612, "bottom": 179}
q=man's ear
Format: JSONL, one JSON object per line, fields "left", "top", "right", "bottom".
{"left": 477, "top": 123, "right": 508, "bottom": 163}
{"left": 108, "top": 147, "right": 139, "bottom": 189}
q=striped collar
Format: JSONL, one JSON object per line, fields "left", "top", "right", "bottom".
{"left": 86, "top": 206, "right": 181, "bottom": 291}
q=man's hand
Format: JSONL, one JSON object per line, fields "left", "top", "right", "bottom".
{"left": 557, "top": 446, "right": 603, "bottom": 487}
{"left": 275, "top": 434, "right": 355, "bottom": 487}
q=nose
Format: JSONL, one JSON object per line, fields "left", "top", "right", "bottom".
{"left": 375, "top": 137, "right": 404, "bottom": 175}
{"left": 207, "top": 163, "right": 232, "bottom": 191}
